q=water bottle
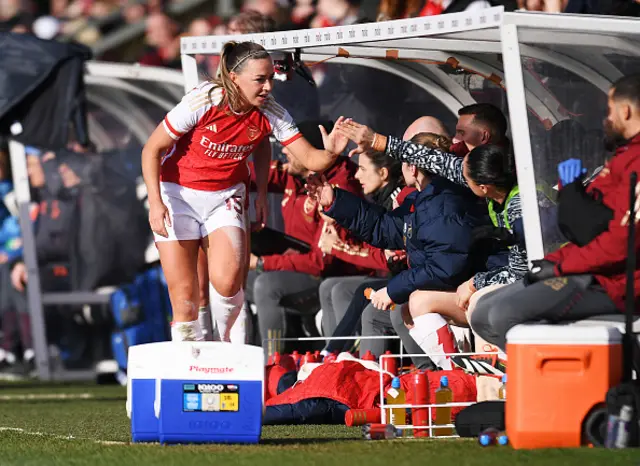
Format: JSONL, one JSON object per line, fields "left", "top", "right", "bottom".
{"left": 362, "top": 423, "right": 399, "bottom": 440}
{"left": 345, "top": 409, "right": 382, "bottom": 427}
{"left": 412, "top": 370, "right": 429, "bottom": 438}
{"left": 381, "top": 350, "right": 397, "bottom": 375}
{"left": 362, "top": 350, "right": 376, "bottom": 361}
{"left": 385, "top": 377, "right": 406, "bottom": 427}
{"left": 291, "top": 350, "right": 301, "bottom": 369}
{"left": 434, "top": 376, "right": 453, "bottom": 436}
{"left": 478, "top": 427, "right": 500, "bottom": 446}
{"left": 498, "top": 374, "right": 507, "bottom": 400}
{"left": 605, "top": 412, "right": 621, "bottom": 448}
{"left": 614, "top": 405, "right": 633, "bottom": 448}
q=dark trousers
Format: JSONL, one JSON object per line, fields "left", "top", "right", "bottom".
{"left": 325, "top": 279, "right": 388, "bottom": 353}
{"left": 470, "top": 275, "right": 617, "bottom": 350}
{"left": 246, "top": 270, "right": 322, "bottom": 358}
{"left": 0, "top": 263, "right": 31, "bottom": 355}
{"left": 360, "top": 303, "right": 435, "bottom": 371}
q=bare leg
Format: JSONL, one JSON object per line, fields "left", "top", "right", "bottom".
{"left": 406, "top": 290, "right": 462, "bottom": 370}
{"left": 204, "top": 226, "right": 246, "bottom": 342}
{"left": 156, "top": 240, "right": 202, "bottom": 341}
{"left": 196, "top": 245, "right": 214, "bottom": 341}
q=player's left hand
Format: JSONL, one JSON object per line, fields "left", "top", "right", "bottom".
{"left": 320, "top": 116, "right": 349, "bottom": 157}
{"left": 371, "top": 287, "right": 394, "bottom": 311}
{"left": 254, "top": 193, "right": 268, "bottom": 230}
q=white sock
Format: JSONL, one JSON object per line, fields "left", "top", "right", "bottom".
{"left": 23, "top": 348, "right": 34, "bottom": 362}
{"left": 409, "top": 313, "right": 457, "bottom": 370}
{"left": 210, "top": 286, "right": 244, "bottom": 342}
{"left": 198, "top": 306, "right": 214, "bottom": 342}
{"left": 171, "top": 320, "right": 204, "bottom": 342}
{"left": 229, "top": 301, "right": 249, "bottom": 344}
{"left": 0, "top": 349, "right": 16, "bottom": 365}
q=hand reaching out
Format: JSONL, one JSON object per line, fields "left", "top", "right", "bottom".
{"left": 320, "top": 116, "right": 349, "bottom": 157}
{"left": 305, "top": 174, "right": 335, "bottom": 209}
{"left": 335, "top": 119, "right": 377, "bottom": 157}
{"left": 318, "top": 223, "right": 338, "bottom": 254}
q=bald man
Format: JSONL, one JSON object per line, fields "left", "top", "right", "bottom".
{"left": 403, "top": 116, "right": 450, "bottom": 140}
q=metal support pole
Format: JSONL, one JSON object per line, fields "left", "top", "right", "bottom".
{"left": 8, "top": 138, "right": 51, "bottom": 380}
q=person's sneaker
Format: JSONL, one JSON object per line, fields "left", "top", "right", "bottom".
{"left": 451, "top": 354, "right": 506, "bottom": 376}
{"left": 22, "top": 349, "right": 36, "bottom": 378}
{"left": 0, "top": 349, "right": 25, "bottom": 381}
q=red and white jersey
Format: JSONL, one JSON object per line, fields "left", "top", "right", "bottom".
{"left": 161, "top": 82, "right": 302, "bottom": 192}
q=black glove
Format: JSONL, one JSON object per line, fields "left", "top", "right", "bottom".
{"left": 387, "top": 254, "right": 408, "bottom": 276}
{"left": 523, "top": 259, "right": 558, "bottom": 286}
{"left": 471, "top": 225, "right": 516, "bottom": 246}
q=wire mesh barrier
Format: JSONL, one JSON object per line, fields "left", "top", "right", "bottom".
{"left": 262, "top": 331, "right": 504, "bottom": 440}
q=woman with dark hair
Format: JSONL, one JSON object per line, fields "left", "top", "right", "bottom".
{"left": 142, "top": 41, "right": 347, "bottom": 343}
{"left": 337, "top": 121, "right": 554, "bottom": 373}
{"left": 318, "top": 149, "right": 408, "bottom": 338}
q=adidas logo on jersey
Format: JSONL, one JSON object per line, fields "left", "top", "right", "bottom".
{"left": 206, "top": 124, "right": 218, "bottom": 133}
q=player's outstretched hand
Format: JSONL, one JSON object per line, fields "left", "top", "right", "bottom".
{"left": 336, "top": 119, "right": 376, "bottom": 157}
{"left": 306, "top": 174, "right": 335, "bottom": 208}
{"left": 320, "top": 116, "right": 349, "bottom": 158}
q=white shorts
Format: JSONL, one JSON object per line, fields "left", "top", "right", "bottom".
{"left": 154, "top": 182, "right": 246, "bottom": 242}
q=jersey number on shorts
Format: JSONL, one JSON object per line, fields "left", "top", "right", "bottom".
{"left": 226, "top": 195, "right": 244, "bottom": 218}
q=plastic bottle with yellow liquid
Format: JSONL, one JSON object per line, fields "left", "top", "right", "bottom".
{"left": 498, "top": 375, "right": 507, "bottom": 400}
{"left": 434, "top": 376, "right": 453, "bottom": 436}
{"left": 385, "top": 377, "right": 406, "bottom": 430}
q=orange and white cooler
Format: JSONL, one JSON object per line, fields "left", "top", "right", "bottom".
{"left": 505, "top": 324, "right": 622, "bottom": 449}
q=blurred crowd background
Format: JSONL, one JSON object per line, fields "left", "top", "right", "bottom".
{"left": 1, "top": 0, "right": 637, "bottom": 77}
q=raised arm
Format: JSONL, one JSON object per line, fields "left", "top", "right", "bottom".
{"left": 336, "top": 120, "right": 468, "bottom": 187}
{"left": 284, "top": 117, "right": 350, "bottom": 172}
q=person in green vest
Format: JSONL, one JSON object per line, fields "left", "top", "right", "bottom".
{"left": 336, "top": 121, "right": 554, "bottom": 374}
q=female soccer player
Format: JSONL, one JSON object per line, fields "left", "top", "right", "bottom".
{"left": 142, "top": 41, "right": 346, "bottom": 342}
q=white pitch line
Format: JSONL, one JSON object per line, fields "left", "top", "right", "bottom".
{"left": 0, "top": 393, "right": 95, "bottom": 401}
{"left": 0, "top": 427, "right": 130, "bottom": 446}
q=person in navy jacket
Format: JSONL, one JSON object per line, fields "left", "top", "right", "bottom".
{"left": 306, "top": 132, "right": 485, "bottom": 314}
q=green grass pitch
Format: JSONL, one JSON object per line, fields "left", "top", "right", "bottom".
{"left": 0, "top": 383, "right": 637, "bottom": 465}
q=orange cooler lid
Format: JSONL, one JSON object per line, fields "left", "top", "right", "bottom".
{"left": 506, "top": 324, "right": 622, "bottom": 345}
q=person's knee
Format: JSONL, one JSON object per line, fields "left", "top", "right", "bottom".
{"left": 469, "top": 293, "right": 492, "bottom": 333}
{"left": 210, "top": 268, "right": 243, "bottom": 297}
{"left": 169, "top": 281, "right": 198, "bottom": 320}
{"left": 486, "top": 298, "right": 519, "bottom": 339}
{"left": 390, "top": 309, "right": 407, "bottom": 333}
{"left": 253, "top": 273, "right": 280, "bottom": 304}
{"left": 318, "top": 278, "right": 334, "bottom": 296}
{"left": 408, "top": 290, "right": 435, "bottom": 317}
{"left": 208, "top": 227, "right": 245, "bottom": 296}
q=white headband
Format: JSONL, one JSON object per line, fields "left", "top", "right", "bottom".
{"left": 230, "top": 51, "right": 265, "bottom": 72}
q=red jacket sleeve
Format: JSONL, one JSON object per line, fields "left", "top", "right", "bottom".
{"left": 546, "top": 153, "right": 640, "bottom": 275}
{"left": 329, "top": 234, "right": 389, "bottom": 272}
{"left": 248, "top": 160, "right": 289, "bottom": 193}
{"left": 262, "top": 226, "right": 330, "bottom": 276}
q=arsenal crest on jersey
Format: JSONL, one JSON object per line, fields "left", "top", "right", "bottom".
{"left": 247, "top": 123, "right": 260, "bottom": 141}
